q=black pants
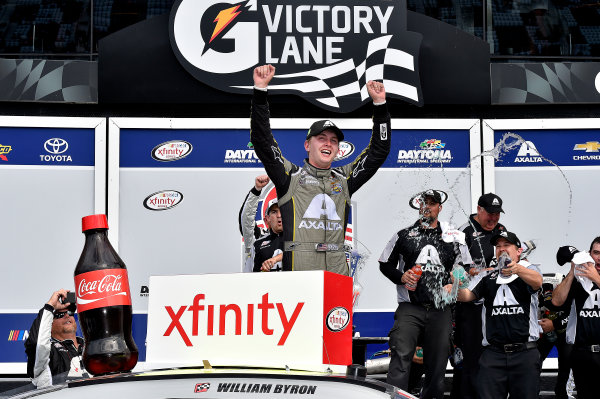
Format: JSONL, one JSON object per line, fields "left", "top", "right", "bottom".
{"left": 537, "top": 332, "right": 572, "bottom": 399}
{"left": 571, "top": 346, "right": 600, "bottom": 399}
{"left": 387, "top": 302, "right": 452, "bottom": 399}
{"left": 477, "top": 346, "right": 540, "bottom": 399}
{"left": 451, "top": 301, "right": 483, "bottom": 399}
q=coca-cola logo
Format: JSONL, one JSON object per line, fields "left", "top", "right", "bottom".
{"left": 326, "top": 307, "right": 350, "bottom": 332}
{"left": 78, "top": 274, "right": 124, "bottom": 301}
{"left": 151, "top": 140, "right": 193, "bottom": 162}
{"left": 74, "top": 269, "right": 131, "bottom": 312}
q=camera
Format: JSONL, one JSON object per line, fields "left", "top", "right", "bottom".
{"left": 61, "top": 291, "right": 77, "bottom": 312}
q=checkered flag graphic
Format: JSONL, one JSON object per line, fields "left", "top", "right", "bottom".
{"left": 194, "top": 382, "right": 211, "bottom": 392}
{"left": 234, "top": 34, "right": 423, "bottom": 109}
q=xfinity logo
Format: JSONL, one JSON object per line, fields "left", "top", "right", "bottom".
{"left": 144, "top": 190, "right": 184, "bottom": 210}
{"left": 169, "top": 0, "right": 423, "bottom": 112}
{"left": 333, "top": 141, "right": 355, "bottom": 161}
{"left": 41, "top": 138, "right": 72, "bottom": 162}
{"left": 152, "top": 140, "right": 193, "bottom": 162}
{"left": 163, "top": 293, "right": 304, "bottom": 346}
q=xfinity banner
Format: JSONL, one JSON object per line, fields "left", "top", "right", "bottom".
{"left": 146, "top": 271, "right": 352, "bottom": 372}
{"left": 169, "top": 0, "right": 423, "bottom": 111}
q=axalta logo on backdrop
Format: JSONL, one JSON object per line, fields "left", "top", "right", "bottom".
{"left": 0, "top": 144, "right": 12, "bottom": 161}
{"left": 152, "top": 140, "right": 193, "bottom": 162}
{"left": 397, "top": 139, "right": 452, "bottom": 164}
{"left": 40, "top": 138, "right": 72, "bottom": 162}
{"left": 514, "top": 141, "right": 542, "bottom": 163}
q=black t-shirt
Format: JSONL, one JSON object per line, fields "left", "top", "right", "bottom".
{"left": 471, "top": 262, "right": 541, "bottom": 346}
{"left": 459, "top": 214, "right": 506, "bottom": 270}
{"left": 565, "top": 279, "right": 600, "bottom": 346}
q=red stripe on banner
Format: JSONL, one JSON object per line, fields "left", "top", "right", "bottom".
{"left": 346, "top": 227, "right": 353, "bottom": 233}
{"left": 11, "top": 330, "right": 19, "bottom": 341}
{"left": 322, "top": 272, "right": 353, "bottom": 366}
{"left": 345, "top": 235, "right": 352, "bottom": 241}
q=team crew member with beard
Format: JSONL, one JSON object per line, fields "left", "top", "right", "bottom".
{"left": 251, "top": 64, "right": 390, "bottom": 275}
{"left": 452, "top": 193, "right": 506, "bottom": 399}
{"left": 252, "top": 198, "right": 284, "bottom": 272}
{"left": 379, "top": 190, "right": 458, "bottom": 399}
{"left": 456, "top": 231, "right": 542, "bottom": 399}
{"left": 551, "top": 238, "right": 600, "bottom": 399}
{"left": 25, "top": 289, "right": 86, "bottom": 388}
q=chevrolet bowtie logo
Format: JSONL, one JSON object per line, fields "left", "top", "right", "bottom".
{"left": 573, "top": 141, "right": 600, "bottom": 153}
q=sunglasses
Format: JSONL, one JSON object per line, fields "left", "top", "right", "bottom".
{"left": 53, "top": 310, "right": 74, "bottom": 319}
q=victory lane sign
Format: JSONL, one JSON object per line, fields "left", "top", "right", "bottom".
{"left": 169, "top": 0, "right": 423, "bottom": 112}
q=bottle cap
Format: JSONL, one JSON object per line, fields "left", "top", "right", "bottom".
{"left": 82, "top": 214, "right": 108, "bottom": 232}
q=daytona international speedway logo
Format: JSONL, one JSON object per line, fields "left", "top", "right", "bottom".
{"left": 169, "top": 0, "right": 423, "bottom": 112}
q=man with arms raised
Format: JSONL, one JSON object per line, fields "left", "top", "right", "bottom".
{"left": 456, "top": 231, "right": 542, "bottom": 399}
{"left": 251, "top": 64, "right": 390, "bottom": 275}
{"left": 551, "top": 237, "right": 600, "bottom": 399}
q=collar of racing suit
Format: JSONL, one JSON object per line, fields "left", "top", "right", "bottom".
{"left": 303, "top": 159, "right": 333, "bottom": 178}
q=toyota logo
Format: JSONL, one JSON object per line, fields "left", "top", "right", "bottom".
{"left": 44, "top": 138, "right": 68, "bottom": 154}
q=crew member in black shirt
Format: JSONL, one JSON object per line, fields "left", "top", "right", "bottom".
{"left": 453, "top": 193, "right": 506, "bottom": 399}
{"left": 379, "top": 189, "right": 458, "bottom": 399}
{"left": 456, "top": 231, "right": 542, "bottom": 399}
{"left": 552, "top": 238, "right": 600, "bottom": 399}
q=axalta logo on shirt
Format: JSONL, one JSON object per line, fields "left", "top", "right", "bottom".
{"left": 40, "top": 138, "right": 72, "bottom": 162}
{"left": 298, "top": 194, "right": 342, "bottom": 231}
{"left": 580, "top": 290, "right": 600, "bottom": 317}
{"left": 491, "top": 285, "right": 524, "bottom": 316}
{"left": 573, "top": 141, "right": 600, "bottom": 161}
{"left": 163, "top": 293, "right": 304, "bottom": 346}
{"left": 0, "top": 144, "right": 12, "bottom": 161}
{"left": 224, "top": 149, "right": 261, "bottom": 164}
{"left": 397, "top": 139, "right": 452, "bottom": 164}
{"left": 514, "top": 141, "right": 542, "bottom": 163}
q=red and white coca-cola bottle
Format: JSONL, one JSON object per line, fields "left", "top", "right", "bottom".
{"left": 74, "top": 214, "right": 138, "bottom": 375}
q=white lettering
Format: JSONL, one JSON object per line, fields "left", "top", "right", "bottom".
{"left": 296, "top": 5, "right": 311, "bottom": 33}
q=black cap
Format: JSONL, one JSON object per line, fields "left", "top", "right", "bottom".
{"left": 478, "top": 193, "right": 504, "bottom": 213}
{"left": 491, "top": 231, "right": 521, "bottom": 248}
{"left": 306, "top": 120, "right": 344, "bottom": 141}
{"left": 409, "top": 189, "right": 448, "bottom": 209}
{"left": 556, "top": 245, "right": 579, "bottom": 266}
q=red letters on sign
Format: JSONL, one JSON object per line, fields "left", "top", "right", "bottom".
{"left": 163, "top": 293, "right": 304, "bottom": 347}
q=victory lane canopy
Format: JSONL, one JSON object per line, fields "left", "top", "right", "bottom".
{"left": 170, "top": 0, "right": 423, "bottom": 111}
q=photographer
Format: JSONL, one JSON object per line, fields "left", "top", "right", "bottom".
{"left": 24, "top": 289, "right": 86, "bottom": 388}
